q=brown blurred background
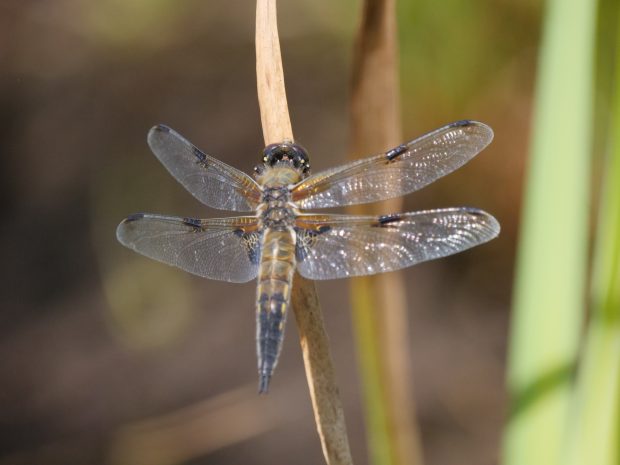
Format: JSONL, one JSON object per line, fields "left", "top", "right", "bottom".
{"left": 0, "top": 0, "right": 537, "bottom": 464}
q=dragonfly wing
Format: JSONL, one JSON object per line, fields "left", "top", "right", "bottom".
{"left": 116, "top": 213, "right": 261, "bottom": 282}
{"left": 295, "top": 208, "right": 499, "bottom": 280}
{"left": 292, "top": 120, "right": 493, "bottom": 209}
{"left": 148, "top": 125, "right": 262, "bottom": 212}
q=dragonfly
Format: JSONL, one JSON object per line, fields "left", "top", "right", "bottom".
{"left": 116, "top": 120, "right": 500, "bottom": 393}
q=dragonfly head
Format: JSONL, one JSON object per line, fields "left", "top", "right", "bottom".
{"left": 257, "top": 142, "right": 310, "bottom": 176}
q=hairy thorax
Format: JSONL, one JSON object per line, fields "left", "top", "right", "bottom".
{"left": 257, "top": 165, "right": 301, "bottom": 231}
{"left": 258, "top": 186, "right": 295, "bottom": 230}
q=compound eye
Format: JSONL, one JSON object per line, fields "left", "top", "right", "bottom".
{"left": 262, "top": 144, "right": 283, "bottom": 166}
{"left": 262, "top": 142, "right": 310, "bottom": 170}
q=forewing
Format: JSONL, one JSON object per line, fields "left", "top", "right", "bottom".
{"left": 116, "top": 213, "right": 261, "bottom": 282}
{"left": 295, "top": 208, "right": 499, "bottom": 280}
{"left": 292, "top": 121, "right": 493, "bottom": 209}
{"left": 148, "top": 125, "right": 262, "bottom": 211}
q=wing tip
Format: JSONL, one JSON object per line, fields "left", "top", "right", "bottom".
{"left": 450, "top": 120, "right": 494, "bottom": 145}
{"left": 488, "top": 214, "right": 501, "bottom": 238}
{"left": 116, "top": 213, "right": 145, "bottom": 245}
{"left": 461, "top": 207, "right": 501, "bottom": 239}
{"left": 151, "top": 123, "right": 171, "bottom": 133}
{"left": 147, "top": 124, "right": 173, "bottom": 146}
{"left": 123, "top": 212, "right": 145, "bottom": 223}
{"left": 450, "top": 119, "right": 475, "bottom": 128}
{"left": 449, "top": 119, "right": 489, "bottom": 130}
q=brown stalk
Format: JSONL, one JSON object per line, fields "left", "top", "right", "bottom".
{"left": 255, "top": 1, "right": 353, "bottom": 464}
{"left": 349, "top": 0, "right": 423, "bottom": 464}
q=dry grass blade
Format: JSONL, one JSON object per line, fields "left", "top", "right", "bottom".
{"left": 292, "top": 274, "right": 354, "bottom": 465}
{"left": 255, "top": 1, "right": 353, "bottom": 464}
{"left": 349, "top": 0, "right": 423, "bottom": 464}
{"left": 107, "top": 385, "right": 288, "bottom": 465}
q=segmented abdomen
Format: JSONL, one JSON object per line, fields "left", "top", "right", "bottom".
{"left": 256, "top": 228, "right": 296, "bottom": 393}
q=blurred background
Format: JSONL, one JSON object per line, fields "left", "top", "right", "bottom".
{"left": 0, "top": 0, "right": 539, "bottom": 464}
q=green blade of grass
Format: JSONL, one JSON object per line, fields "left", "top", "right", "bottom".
{"left": 564, "top": 5, "right": 620, "bottom": 462}
{"left": 502, "top": 0, "right": 597, "bottom": 463}
{"left": 350, "top": 277, "right": 396, "bottom": 465}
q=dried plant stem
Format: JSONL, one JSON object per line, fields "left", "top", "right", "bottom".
{"left": 255, "top": 0, "right": 293, "bottom": 143}
{"left": 292, "top": 274, "right": 354, "bottom": 465}
{"left": 349, "top": 0, "right": 423, "bottom": 464}
{"left": 255, "top": 1, "right": 353, "bottom": 464}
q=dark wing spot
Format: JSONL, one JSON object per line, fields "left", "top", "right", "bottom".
{"left": 245, "top": 234, "right": 261, "bottom": 265}
{"left": 295, "top": 242, "right": 309, "bottom": 262}
{"left": 385, "top": 144, "right": 408, "bottom": 161}
{"left": 235, "top": 230, "right": 261, "bottom": 265}
{"left": 449, "top": 120, "right": 474, "bottom": 128}
{"left": 461, "top": 207, "right": 485, "bottom": 216}
{"left": 192, "top": 146, "right": 207, "bottom": 164}
{"left": 153, "top": 124, "right": 171, "bottom": 133}
{"left": 124, "top": 213, "right": 145, "bottom": 222}
{"left": 377, "top": 213, "right": 402, "bottom": 226}
{"left": 183, "top": 217, "right": 203, "bottom": 229}
{"left": 295, "top": 228, "right": 313, "bottom": 262}
{"left": 248, "top": 249, "right": 259, "bottom": 265}
{"left": 295, "top": 226, "right": 331, "bottom": 261}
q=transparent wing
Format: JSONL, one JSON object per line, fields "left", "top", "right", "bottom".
{"left": 116, "top": 213, "right": 261, "bottom": 282}
{"left": 148, "top": 125, "right": 262, "bottom": 212}
{"left": 292, "top": 120, "right": 493, "bottom": 209}
{"left": 294, "top": 208, "right": 499, "bottom": 280}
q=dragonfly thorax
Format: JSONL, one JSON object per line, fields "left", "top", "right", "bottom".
{"left": 259, "top": 187, "right": 295, "bottom": 231}
{"left": 261, "top": 185, "right": 290, "bottom": 202}
{"left": 255, "top": 164, "right": 304, "bottom": 187}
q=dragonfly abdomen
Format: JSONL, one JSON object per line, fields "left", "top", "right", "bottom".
{"left": 256, "top": 228, "right": 296, "bottom": 393}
